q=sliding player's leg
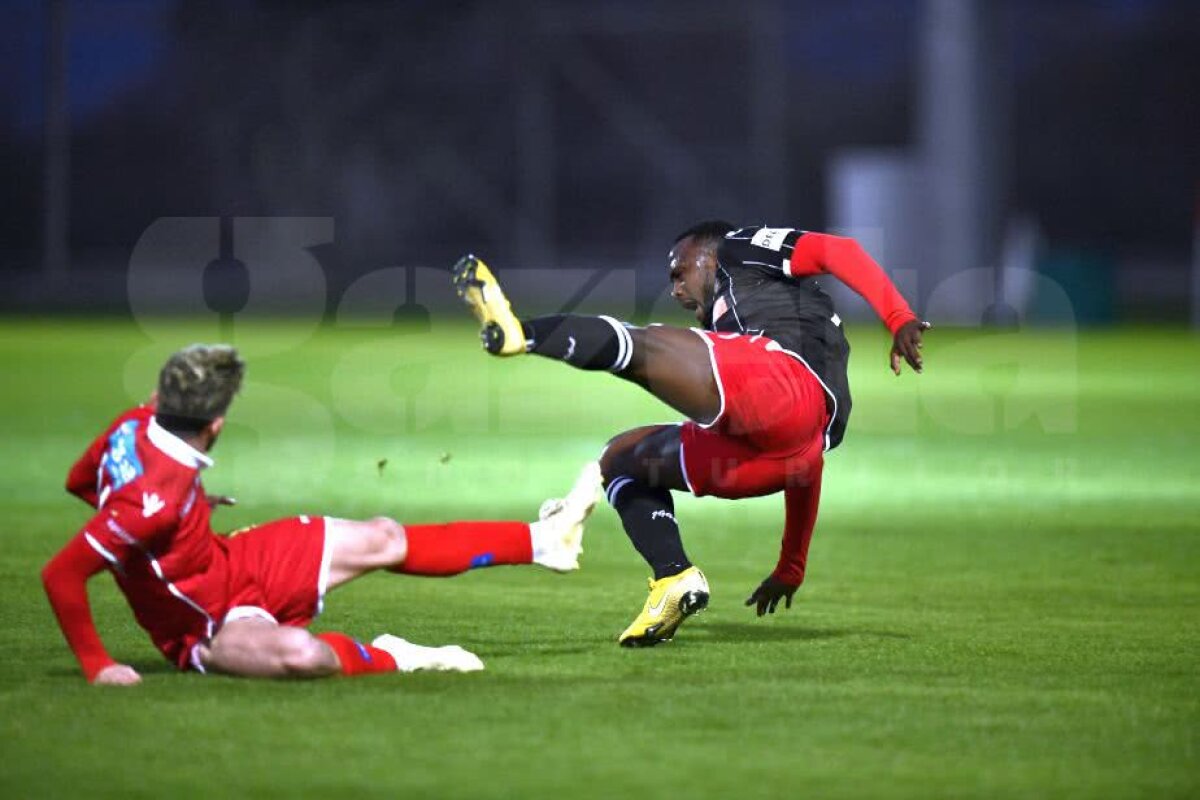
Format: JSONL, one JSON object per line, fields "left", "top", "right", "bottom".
{"left": 196, "top": 617, "right": 483, "bottom": 678}
{"left": 197, "top": 617, "right": 338, "bottom": 678}
{"left": 324, "top": 460, "right": 601, "bottom": 587}
{"left": 452, "top": 255, "right": 720, "bottom": 423}
{"left": 202, "top": 465, "right": 601, "bottom": 678}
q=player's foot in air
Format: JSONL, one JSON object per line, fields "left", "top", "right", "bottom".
{"left": 618, "top": 566, "right": 710, "bottom": 647}
{"left": 371, "top": 634, "right": 485, "bottom": 673}
{"left": 452, "top": 254, "right": 526, "bottom": 356}
{"left": 531, "top": 461, "right": 603, "bottom": 573}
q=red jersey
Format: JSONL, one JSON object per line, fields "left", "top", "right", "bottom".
{"left": 46, "top": 405, "right": 235, "bottom": 677}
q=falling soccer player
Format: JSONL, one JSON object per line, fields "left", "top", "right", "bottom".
{"left": 43, "top": 344, "right": 601, "bottom": 685}
{"left": 453, "top": 222, "right": 929, "bottom": 647}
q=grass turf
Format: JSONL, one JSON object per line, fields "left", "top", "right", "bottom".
{"left": 0, "top": 316, "right": 1197, "bottom": 799}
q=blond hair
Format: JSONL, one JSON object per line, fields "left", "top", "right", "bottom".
{"left": 156, "top": 344, "right": 245, "bottom": 432}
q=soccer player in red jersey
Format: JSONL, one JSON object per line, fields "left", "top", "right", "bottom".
{"left": 454, "top": 222, "right": 929, "bottom": 646}
{"left": 43, "top": 345, "right": 601, "bottom": 685}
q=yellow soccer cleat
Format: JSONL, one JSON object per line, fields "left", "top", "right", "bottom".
{"left": 618, "top": 566, "right": 710, "bottom": 647}
{"left": 451, "top": 254, "right": 527, "bottom": 356}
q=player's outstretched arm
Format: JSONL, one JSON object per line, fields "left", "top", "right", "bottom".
{"left": 745, "top": 476, "right": 822, "bottom": 616}
{"left": 790, "top": 233, "right": 931, "bottom": 373}
{"left": 41, "top": 535, "right": 139, "bottom": 685}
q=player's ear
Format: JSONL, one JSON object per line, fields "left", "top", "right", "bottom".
{"left": 207, "top": 417, "right": 225, "bottom": 438}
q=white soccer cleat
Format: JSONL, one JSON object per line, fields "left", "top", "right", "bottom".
{"left": 371, "top": 634, "right": 485, "bottom": 673}
{"left": 530, "top": 461, "right": 602, "bottom": 573}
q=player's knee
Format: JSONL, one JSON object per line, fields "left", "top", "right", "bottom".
{"left": 366, "top": 516, "right": 407, "bottom": 561}
{"left": 599, "top": 435, "right": 636, "bottom": 484}
{"left": 601, "top": 428, "right": 676, "bottom": 487}
{"left": 631, "top": 435, "right": 666, "bottom": 465}
{"left": 276, "top": 628, "right": 334, "bottom": 677}
{"left": 368, "top": 515, "right": 402, "bottom": 538}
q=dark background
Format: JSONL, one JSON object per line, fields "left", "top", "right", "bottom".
{"left": 3, "top": 0, "right": 1198, "bottom": 320}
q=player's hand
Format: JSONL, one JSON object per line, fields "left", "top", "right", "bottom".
{"left": 206, "top": 494, "right": 237, "bottom": 509}
{"left": 92, "top": 664, "right": 142, "bottom": 687}
{"left": 890, "top": 319, "right": 931, "bottom": 375}
{"left": 745, "top": 575, "right": 799, "bottom": 617}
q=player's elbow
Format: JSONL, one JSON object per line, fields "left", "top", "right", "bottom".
{"left": 40, "top": 560, "right": 60, "bottom": 594}
{"left": 828, "top": 233, "right": 864, "bottom": 257}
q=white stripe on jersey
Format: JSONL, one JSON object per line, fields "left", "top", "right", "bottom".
{"left": 103, "top": 520, "right": 216, "bottom": 638}
{"left": 84, "top": 532, "right": 121, "bottom": 567}
{"left": 717, "top": 266, "right": 746, "bottom": 333}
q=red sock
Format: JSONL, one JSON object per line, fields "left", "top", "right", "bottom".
{"left": 316, "top": 632, "right": 397, "bottom": 676}
{"left": 394, "top": 521, "right": 532, "bottom": 576}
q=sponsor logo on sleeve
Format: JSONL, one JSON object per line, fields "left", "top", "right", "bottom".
{"left": 101, "top": 420, "right": 145, "bottom": 491}
{"left": 750, "top": 227, "right": 795, "bottom": 252}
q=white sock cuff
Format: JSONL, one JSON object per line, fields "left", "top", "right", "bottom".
{"left": 598, "top": 315, "right": 634, "bottom": 373}
{"left": 605, "top": 475, "right": 635, "bottom": 506}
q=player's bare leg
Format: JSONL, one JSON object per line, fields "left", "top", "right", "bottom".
{"left": 197, "top": 618, "right": 339, "bottom": 678}
{"left": 453, "top": 257, "right": 717, "bottom": 645}
{"left": 453, "top": 254, "right": 721, "bottom": 423}
{"left": 323, "top": 462, "right": 600, "bottom": 586}
{"left": 453, "top": 257, "right": 717, "bottom": 646}
{"left": 193, "top": 466, "right": 601, "bottom": 680}
{"left": 197, "top": 617, "right": 483, "bottom": 678}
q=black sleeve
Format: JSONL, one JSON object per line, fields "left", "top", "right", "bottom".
{"left": 718, "top": 226, "right": 807, "bottom": 278}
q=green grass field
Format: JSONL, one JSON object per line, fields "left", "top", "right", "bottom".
{"left": 1, "top": 317, "right": 1197, "bottom": 799}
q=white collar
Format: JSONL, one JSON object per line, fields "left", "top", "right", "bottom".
{"left": 147, "top": 416, "right": 215, "bottom": 470}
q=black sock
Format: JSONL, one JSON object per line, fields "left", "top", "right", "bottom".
{"left": 521, "top": 314, "right": 633, "bottom": 372}
{"left": 606, "top": 476, "right": 692, "bottom": 580}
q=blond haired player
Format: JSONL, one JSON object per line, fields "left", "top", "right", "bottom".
{"left": 43, "top": 344, "right": 600, "bottom": 684}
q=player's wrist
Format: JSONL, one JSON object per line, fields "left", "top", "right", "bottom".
{"left": 886, "top": 311, "right": 919, "bottom": 336}
{"left": 769, "top": 567, "right": 803, "bottom": 587}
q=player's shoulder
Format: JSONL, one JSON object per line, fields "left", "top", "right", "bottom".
{"left": 90, "top": 404, "right": 154, "bottom": 452}
{"left": 101, "top": 404, "right": 155, "bottom": 436}
{"left": 718, "top": 225, "right": 808, "bottom": 275}
{"left": 96, "top": 411, "right": 154, "bottom": 499}
{"left": 722, "top": 225, "right": 808, "bottom": 249}
{"left": 104, "top": 414, "right": 204, "bottom": 501}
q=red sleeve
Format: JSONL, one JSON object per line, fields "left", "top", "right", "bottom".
{"left": 65, "top": 405, "right": 155, "bottom": 508}
{"left": 65, "top": 435, "right": 106, "bottom": 508}
{"left": 789, "top": 232, "right": 918, "bottom": 335}
{"left": 41, "top": 533, "right": 117, "bottom": 682}
{"left": 42, "top": 492, "right": 173, "bottom": 681}
{"left": 771, "top": 472, "right": 823, "bottom": 587}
